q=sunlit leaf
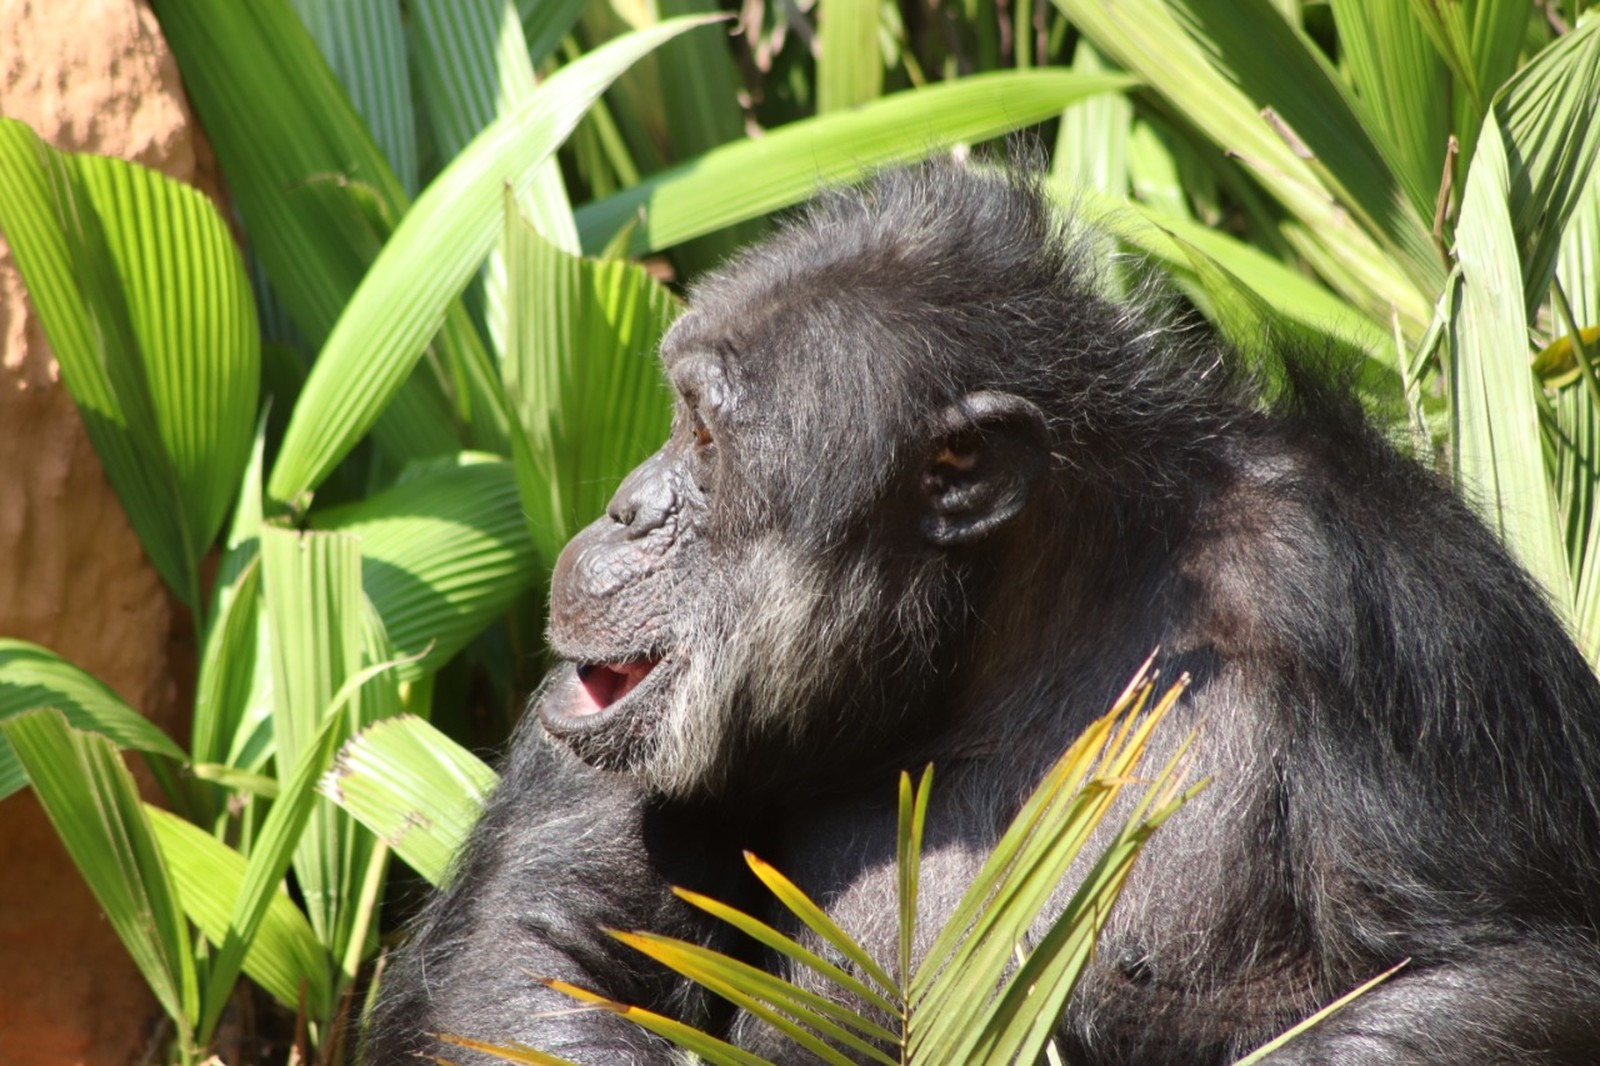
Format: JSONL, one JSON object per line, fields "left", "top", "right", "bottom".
{"left": 149, "top": 0, "right": 485, "bottom": 469}
{"left": 267, "top": 16, "right": 717, "bottom": 509}
{"left": 908, "top": 675, "right": 1195, "bottom": 1063}
{"left": 1076, "top": 192, "right": 1393, "bottom": 363}
{"left": 321, "top": 714, "right": 498, "bottom": 885}
{"left": 0, "top": 121, "right": 259, "bottom": 609}
{"left": 1552, "top": 158, "right": 1600, "bottom": 664}
{"left": 651, "top": 0, "right": 756, "bottom": 271}
{"left": 576, "top": 71, "right": 1134, "bottom": 256}
{"left": 3, "top": 711, "right": 199, "bottom": 1043}
{"left": 1493, "top": 18, "right": 1600, "bottom": 314}
{"left": 746, "top": 853, "right": 899, "bottom": 996}
{"left": 1446, "top": 19, "right": 1600, "bottom": 608}
{"left": 503, "top": 200, "right": 680, "bottom": 562}
{"left": 543, "top": 981, "right": 775, "bottom": 1066}
{"left": 896, "top": 766, "right": 932, "bottom": 990}
{"left": 1052, "top": 40, "right": 1131, "bottom": 201}
{"left": 410, "top": 0, "right": 579, "bottom": 371}
{"left": 439, "top": 1032, "right": 585, "bottom": 1065}
{"left": 614, "top": 931, "right": 886, "bottom": 1065}
{"left": 1052, "top": 0, "right": 1437, "bottom": 336}
{"left": 0, "top": 640, "right": 185, "bottom": 803}
{"left": 195, "top": 703, "right": 352, "bottom": 1041}
{"left": 1328, "top": 0, "right": 1450, "bottom": 224}
{"left": 147, "top": 806, "right": 332, "bottom": 1015}
{"left": 313, "top": 456, "right": 539, "bottom": 678}
{"left": 673, "top": 888, "right": 899, "bottom": 1018}
{"left": 190, "top": 423, "right": 270, "bottom": 780}
{"left": 818, "top": 0, "right": 884, "bottom": 113}
{"left": 259, "top": 525, "right": 376, "bottom": 987}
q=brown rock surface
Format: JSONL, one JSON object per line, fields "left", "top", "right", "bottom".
{"left": 0, "top": 1, "right": 221, "bottom": 1062}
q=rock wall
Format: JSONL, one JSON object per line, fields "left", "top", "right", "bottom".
{"left": 0, "top": 1, "right": 220, "bottom": 1061}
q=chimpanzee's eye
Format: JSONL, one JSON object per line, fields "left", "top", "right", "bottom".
{"left": 690, "top": 408, "right": 714, "bottom": 450}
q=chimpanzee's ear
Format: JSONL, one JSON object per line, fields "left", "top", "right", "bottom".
{"left": 919, "top": 391, "right": 1050, "bottom": 547}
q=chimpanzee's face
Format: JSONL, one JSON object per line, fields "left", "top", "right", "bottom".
{"left": 538, "top": 220, "right": 1049, "bottom": 800}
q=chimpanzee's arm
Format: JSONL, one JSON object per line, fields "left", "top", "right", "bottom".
{"left": 360, "top": 715, "right": 749, "bottom": 1065}
{"left": 1253, "top": 941, "right": 1600, "bottom": 1064}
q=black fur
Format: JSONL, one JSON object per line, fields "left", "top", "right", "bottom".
{"left": 363, "top": 161, "right": 1600, "bottom": 1065}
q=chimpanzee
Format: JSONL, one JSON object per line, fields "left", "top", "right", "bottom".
{"left": 362, "top": 160, "right": 1600, "bottom": 1065}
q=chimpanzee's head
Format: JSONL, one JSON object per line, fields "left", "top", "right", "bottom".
{"left": 537, "top": 161, "right": 1216, "bottom": 799}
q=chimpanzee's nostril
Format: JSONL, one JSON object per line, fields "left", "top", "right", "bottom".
{"left": 605, "top": 450, "right": 679, "bottom": 537}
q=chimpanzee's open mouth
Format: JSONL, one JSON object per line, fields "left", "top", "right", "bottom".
{"left": 575, "top": 658, "right": 661, "bottom": 714}
{"left": 540, "top": 653, "right": 673, "bottom": 738}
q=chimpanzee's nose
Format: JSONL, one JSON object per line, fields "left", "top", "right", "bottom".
{"left": 606, "top": 452, "right": 678, "bottom": 537}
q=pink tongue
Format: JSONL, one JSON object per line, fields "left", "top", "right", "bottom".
{"left": 577, "top": 660, "right": 658, "bottom": 713}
